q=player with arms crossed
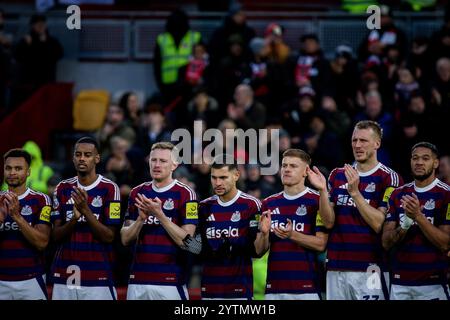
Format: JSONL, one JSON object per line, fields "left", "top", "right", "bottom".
{"left": 320, "top": 120, "right": 402, "bottom": 300}
{"left": 121, "top": 142, "right": 198, "bottom": 300}
{"left": 0, "top": 149, "right": 52, "bottom": 299}
{"left": 50, "top": 137, "right": 121, "bottom": 300}
{"left": 255, "top": 149, "right": 332, "bottom": 300}
{"left": 382, "top": 142, "right": 450, "bottom": 300}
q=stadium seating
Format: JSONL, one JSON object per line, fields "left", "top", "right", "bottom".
{"left": 73, "top": 89, "right": 110, "bottom": 131}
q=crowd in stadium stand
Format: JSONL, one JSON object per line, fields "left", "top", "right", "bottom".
{"left": 1, "top": 3, "right": 450, "bottom": 289}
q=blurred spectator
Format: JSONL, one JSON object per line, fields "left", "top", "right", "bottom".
{"left": 394, "top": 67, "right": 420, "bottom": 113}
{"left": 186, "top": 86, "right": 220, "bottom": 129}
{"left": 227, "top": 83, "right": 266, "bottom": 130}
{"left": 12, "top": 13, "right": 63, "bottom": 108}
{"left": 438, "top": 155, "right": 450, "bottom": 185}
{"left": 430, "top": 8, "right": 450, "bottom": 63}
{"left": 264, "top": 22, "right": 290, "bottom": 65}
{"left": 402, "top": 93, "right": 437, "bottom": 142}
{"left": 191, "top": 157, "right": 213, "bottom": 200}
{"left": 208, "top": 1, "right": 255, "bottom": 69}
{"left": 281, "top": 86, "right": 316, "bottom": 146}
{"left": 292, "top": 33, "right": 330, "bottom": 98}
{"left": 135, "top": 104, "right": 172, "bottom": 156}
{"left": 104, "top": 136, "right": 133, "bottom": 200}
{"left": 409, "top": 36, "right": 433, "bottom": 84}
{"left": 173, "top": 165, "right": 197, "bottom": 191}
{"left": 359, "top": 5, "right": 407, "bottom": 73}
{"left": 300, "top": 114, "right": 343, "bottom": 171}
{"left": 247, "top": 37, "right": 281, "bottom": 115}
{"left": 185, "top": 42, "right": 210, "bottom": 90}
{"left": 326, "top": 44, "right": 359, "bottom": 113}
{"left": 153, "top": 9, "right": 201, "bottom": 104}
{"left": 97, "top": 104, "right": 136, "bottom": 160}
{"left": 278, "top": 128, "right": 291, "bottom": 155}
{"left": 354, "top": 90, "right": 394, "bottom": 165}
{"left": 356, "top": 70, "right": 380, "bottom": 111}
{"left": 392, "top": 116, "right": 422, "bottom": 180}
{"left": 244, "top": 164, "right": 275, "bottom": 199}
{"left": 431, "top": 57, "right": 450, "bottom": 110}
{"left": 214, "top": 34, "right": 252, "bottom": 108}
{"left": 119, "top": 91, "right": 143, "bottom": 132}
{"left": 261, "top": 24, "right": 292, "bottom": 115}
{"left": 320, "top": 95, "right": 352, "bottom": 142}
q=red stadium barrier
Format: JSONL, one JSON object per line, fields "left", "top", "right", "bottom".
{"left": 0, "top": 82, "right": 74, "bottom": 180}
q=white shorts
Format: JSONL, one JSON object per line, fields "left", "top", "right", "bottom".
{"left": 52, "top": 283, "right": 117, "bottom": 300}
{"left": 0, "top": 276, "right": 47, "bottom": 300}
{"left": 265, "top": 293, "right": 320, "bottom": 300}
{"left": 326, "top": 270, "right": 388, "bottom": 300}
{"left": 390, "top": 284, "right": 450, "bottom": 300}
{"left": 127, "top": 284, "right": 189, "bottom": 300}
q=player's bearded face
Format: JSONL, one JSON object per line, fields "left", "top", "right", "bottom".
{"left": 73, "top": 143, "right": 99, "bottom": 175}
{"left": 211, "top": 167, "right": 239, "bottom": 196}
{"left": 4, "top": 157, "right": 29, "bottom": 188}
{"left": 411, "top": 147, "right": 438, "bottom": 181}
{"left": 351, "top": 128, "right": 380, "bottom": 163}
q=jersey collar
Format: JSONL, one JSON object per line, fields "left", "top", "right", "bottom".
{"left": 218, "top": 190, "right": 241, "bottom": 207}
{"left": 414, "top": 178, "right": 439, "bottom": 193}
{"left": 152, "top": 179, "right": 177, "bottom": 193}
{"left": 283, "top": 187, "right": 309, "bottom": 200}
{"left": 77, "top": 174, "right": 102, "bottom": 191}
{"left": 17, "top": 188, "right": 31, "bottom": 200}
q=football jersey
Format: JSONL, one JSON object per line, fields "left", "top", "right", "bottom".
{"left": 50, "top": 175, "right": 121, "bottom": 287}
{"left": 199, "top": 190, "right": 260, "bottom": 299}
{"left": 386, "top": 179, "right": 450, "bottom": 286}
{"left": 327, "top": 162, "right": 402, "bottom": 271}
{"left": 0, "top": 188, "right": 51, "bottom": 281}
{"left": 125, "top": 179, "right": 198, "bottom": 286}
{"left": 262, "top": 188, "right": 327, "bottom": 294}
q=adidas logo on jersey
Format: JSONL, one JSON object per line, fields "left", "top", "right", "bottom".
{"left": 271, "top": 208, "right": 281, "bottom": 215}
{"left": 206, "top": 214, "right": 215, "bottom": 221}
{"left": 424, "top": 199, "right": 435, "bottom": 210}
{"left": 21, "top": 205, "right": 32, "bottom": 216}
{"left": 339, "top": 183, "right": 348, "bottom": 189}
{"left": 206, "top": 226, "right": 239, "bottom": 239}
{"left": 364, "top": 182, "right": 376, "bottom": 193}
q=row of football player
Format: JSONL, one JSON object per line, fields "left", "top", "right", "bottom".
{"left": 0, "top": 120, "right": 448, "bottom": 300}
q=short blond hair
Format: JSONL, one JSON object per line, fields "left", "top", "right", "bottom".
{"left": 151, "top": 141, "right": 175, "bottom": 151}
{"left": 354, "top": 120, "right": 383, "bottom": 140}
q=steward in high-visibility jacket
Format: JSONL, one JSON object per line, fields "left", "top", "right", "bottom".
{"left": 341, "top": 0, "right": 378, "bottom": 14}
{"left": 157, "top": 30, "right": 201, "bottom": 85}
